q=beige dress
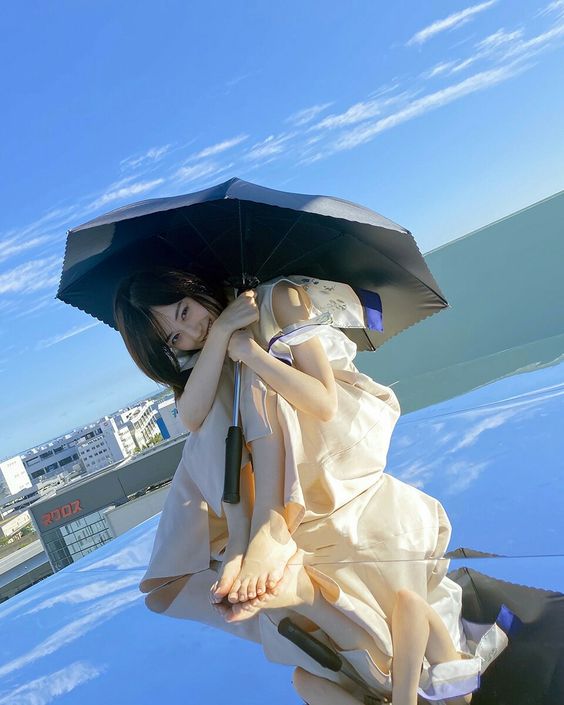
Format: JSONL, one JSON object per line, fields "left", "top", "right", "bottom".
{"left": 140, "top": 276, "right": 507, "bottom": 702}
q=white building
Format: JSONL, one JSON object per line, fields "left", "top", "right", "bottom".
{"left": 0, "top": 457, "right": 32, "bottom": 500}
{"left": 118, "top": 402, "right": 161, "bottom": 450}
{"left": 2, "top": 399, "right": 157, "bottom": 495}
{"left": 19, "top": 416, "right": 139, "bottom": 484}
{"left": 22, "top": 434, "right": 84, "bottom": 483}
{"left": 1, "top": 510, "right": 32, "bottom": 538}
{"left": 156, "top": 398, "right": 188, "bottom": 439}
{"left": 77, "top": 418, "right": 130, "bottom": 473}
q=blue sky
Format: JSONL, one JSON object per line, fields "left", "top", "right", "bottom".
{"left": 1, "top": 0, "right": 563, "bottom": 460}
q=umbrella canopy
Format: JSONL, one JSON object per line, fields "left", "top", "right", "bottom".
{"left": 450, "top": 566, "right": 564, "bottom": 705}
{"left": 57, "top": 178, "right": 447, "bottom": 351}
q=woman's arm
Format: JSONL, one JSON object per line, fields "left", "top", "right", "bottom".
{"left": 228, "top": 283, "right": 338, "bottom": 422}
{"left": 177, "top": 291, "right": 258, "bottom": 432}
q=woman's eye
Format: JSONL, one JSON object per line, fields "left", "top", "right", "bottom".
{"left": 181, "top": 305, "right": 188, "bottom": 320}
{"left": 171, "top": 333, "right": 180, "bottom": 346}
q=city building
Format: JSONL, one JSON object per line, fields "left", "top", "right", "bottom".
{"left": 27, "top": 435, "right": 184, "bottom": 572}
{"left": 21, "top": 432, "right": 85, "bottom": 483}
{"left": 0, "top": 540, "right": 52, "bottom": 603}
{"left": 5, "top": 414, "right": 140, "bottom": 494}
{"left": 155, "top": 397, "right": 187, "bottom": 439}
{"left": 0, "top": 456, "right": 32, "bottom": 501}
{"left": 117, "top": 400, "right": 161, "bottom": 449}
{"left": 0, "top": 510, "right": 32, "bottom": 539}
{"left": 77, "top": 418, "right": 131, "bottom": 473}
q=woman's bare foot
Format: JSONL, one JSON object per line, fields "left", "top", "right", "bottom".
{"left": 228, "top": 510, "right": 297, "bottom": 603}
{"left": 209, "top": 531, "right": 249, "bottom": 605}
{"left": 226, "top": 549, "right": 313, "bottom": 623}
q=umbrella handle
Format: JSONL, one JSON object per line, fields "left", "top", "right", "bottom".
{"left": 223, "top": 360, "right": 242, "bottom": 503}
{"left": 278, "top": 618, "right": 342, "bottom": 671}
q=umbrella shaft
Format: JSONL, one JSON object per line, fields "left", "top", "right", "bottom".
{"left": 232, "top": 361, "right": 242, "bottom": 426}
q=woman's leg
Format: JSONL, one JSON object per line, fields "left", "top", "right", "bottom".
{"left": 292, "top": 668, "right": 365, "bottom": 705}
{"left": 210, "top": 462, "right": 253, "bottom": 603}
{"left": 391, "top": 588, "right": 471, "bottom": 705}
{"left": 229, "top": 392, "right": 296, "bottom": 603}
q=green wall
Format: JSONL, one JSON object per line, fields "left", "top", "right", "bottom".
{"left": 357, "top": 191, "right": 564, "bottom": 412}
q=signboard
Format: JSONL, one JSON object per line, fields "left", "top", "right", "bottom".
{"left": 41, "top": 500, "right": 82, "bottom": 527}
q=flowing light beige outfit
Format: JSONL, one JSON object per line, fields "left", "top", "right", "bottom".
{"left": 140, "top": 277, "right": 507, "bottom": 702}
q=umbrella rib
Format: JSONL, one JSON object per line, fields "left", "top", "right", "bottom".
{"left": 360, "top": 327, "right": 377, "bottom": 352}
{"left": 271, "top": 230, "right": 344, "bottom": 273}
{"left": 347, "top": 231, "right": 448, "bottom": 305}
{"left": 283, "top": 229, "right": 447, "bottom": 306}
{"left": 179, "top": 212, "right": 230, "bottom": 273}
{"left": 238, "top": 201, "right": 245, "bottom": 284}
{"left": 255, "top": 213, "right": 306, "bottom": 279}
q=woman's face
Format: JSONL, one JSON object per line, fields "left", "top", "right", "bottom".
{"left": 151, "top": 297, "right": 216, "bottom": 351}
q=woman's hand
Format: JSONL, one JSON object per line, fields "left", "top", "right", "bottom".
{"left": 215, "top": 290, "right": 259, "bottom": 336}
{"left": 227, "top": 329, "right": 256, "bottom": 363}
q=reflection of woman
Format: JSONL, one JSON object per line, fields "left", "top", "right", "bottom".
{"left": 115, "top": 270, "right": 507, "bottom": 704}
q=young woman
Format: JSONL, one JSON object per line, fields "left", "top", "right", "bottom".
{"left": 115, "top": 269, "right": 507, "bottom": 705}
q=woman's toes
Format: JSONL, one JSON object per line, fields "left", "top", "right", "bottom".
{"left": 256, "top": 575, "right": 267, "bottom": 596}
{"left": 247, "top": 577, "right": 258, "bottom": 599}
{"left": 238, "top": 578, "right": 251, "bottom": 602}
{"left": 228, "top": 579, "right": 241, "bottom": 603}
{"left": 266, "top": 572, "right": 280, "bottom": 591}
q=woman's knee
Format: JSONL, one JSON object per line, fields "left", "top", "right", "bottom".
{"left": 394, "top": 587, "right": 424, "bottom": 614}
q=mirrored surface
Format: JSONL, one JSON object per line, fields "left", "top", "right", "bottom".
{"left": 1, "top": 361, "right": 562, "bottom": 703}
{"left": 388, "top": 359, "right": 564, "bottom": 574}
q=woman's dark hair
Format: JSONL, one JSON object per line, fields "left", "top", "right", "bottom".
{"left": 114, "top": 268, "right": 227, "bottom": 399}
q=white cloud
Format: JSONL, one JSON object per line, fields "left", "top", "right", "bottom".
{"left": 424, "top": 60, "right": 459, "bottom": 78}
{"left": 173, "top": 160, "right": 233, "bottom": 184}
{"left": 0, "top": 256, "right": 62, "bottom": 294}
{"left": 297, "top": 151, "right": 326, "bottom": 166}
{"left": 245, "top": 133, "right": 294, "bottom": 161}
{"left": 313, "top": 93, "right": 411, "bottom": 131}
{"left": 225, "top": 72, "right": 254, "bottom": 88}
{"left": 422, "top": 16, "right": 560, "bottom": 81}
{"left": 539, "top": 0, "right": 564, "bottom": 18}
{"left": 36, "top": 321, "right": 102, "bottom": 350}
{"left": 89, "top": 178, "right": 164, "bottom": 210}
{"left": 0, "top": 589, "right": 140, "bottom": 678}
{"left": 444, "top": 460, "right": 490, "bottom": 495}
{"left": 448, "top": 410, "right": 514, "bottom": 453}
{"left": 191, "top": 134, "right": 248, "bottom": 160}
{"left": 0, "top": 206, "right": 81, "bottom": 266}
{"left": 120, "top": 144, "right": 171, "bottom": 170}
{"left": 0, "top": 661, "right": 104, "bottom": 705}
{"left": 396, "top": 460, "right": 437, "bottom": 489}
{"left": 286, "top": 102, "right": 334, "bottom": 126}
{"left": 313, "top": 100, "right": 385, "bottom": 130}
{"left": 501, "top": 17, "right": 564, "bottom": 60}
{"left": 0, "top": 235, "right": 52, "bottom": 264}
{"left": 12, "top": 294, "right": 57, "bottom": 320}
{"left": 24, "top": 575, "right": 139, "bottom": 614}
{"left": 450, "top": 55, "right": 480, "bottom": 74}
{"left": 476, "top": 28, "right": 525, "bottom": 52}
{"left": 333, "top": 63, "right": 522, "bottom": 152}
{"left": 407, "top": 1, "right": 498, "bottom": 47}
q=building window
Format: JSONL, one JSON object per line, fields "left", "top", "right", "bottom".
{"left": 43, "top": 510, "right": 113, "bottom": 571}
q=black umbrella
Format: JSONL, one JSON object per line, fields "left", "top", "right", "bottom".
{"left": 57, "top": 177, "right": 448, "bottom": 502}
